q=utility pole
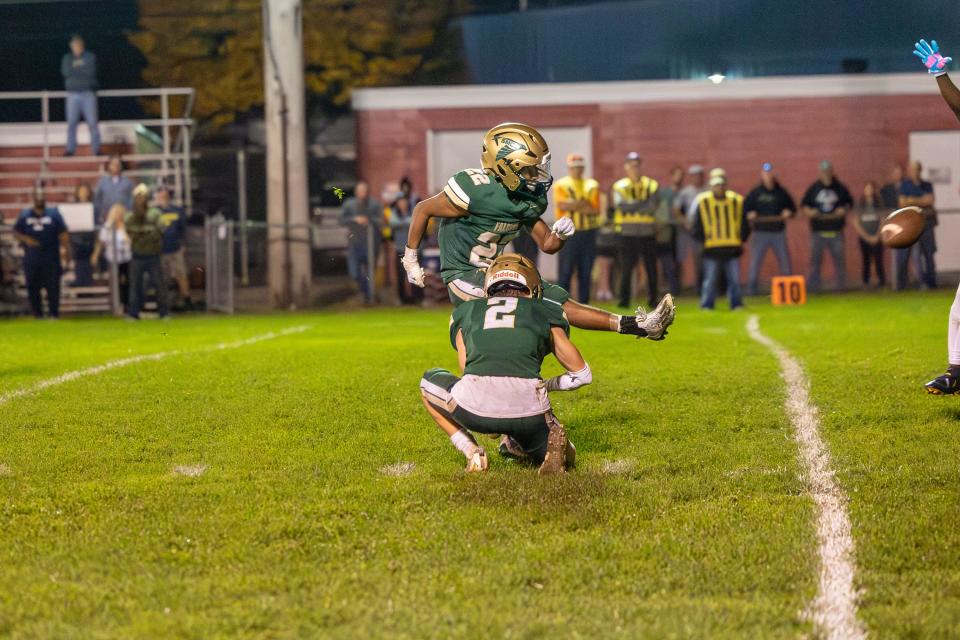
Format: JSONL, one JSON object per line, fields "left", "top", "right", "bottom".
{"left": 262, "top": 0, "right": 311, "bottom": 308}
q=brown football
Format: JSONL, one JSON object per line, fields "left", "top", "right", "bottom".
{"left": 880, "top": 206, "right": 925, "bottom": 249}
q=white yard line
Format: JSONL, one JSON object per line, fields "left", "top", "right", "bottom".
{"left": 746, "top": 315, "right": 866, "bottom": 640}
{"left": 0, "top": 325, "right": 312, "bottom": 407}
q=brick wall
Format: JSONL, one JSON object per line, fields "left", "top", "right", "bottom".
{"left": 356, "top": 93, "right": 959, "bottom": 289}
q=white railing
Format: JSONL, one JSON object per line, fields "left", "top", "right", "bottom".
{"left": 0, "top": 87, "right": 196, "bottom": 214}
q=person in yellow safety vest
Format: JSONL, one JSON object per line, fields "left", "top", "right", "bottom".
{"left": 553, "top": 153, "right": 601, "bottom": 304}
{"left": 690, "top": 168, "right": 750, "bottom": 310}
{"left": 611, "top": 151, "right": 660, "bottom": 309}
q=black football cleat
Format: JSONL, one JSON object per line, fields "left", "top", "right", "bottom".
{"left": 925, "top": 371, "right": 960, "bottom": 395}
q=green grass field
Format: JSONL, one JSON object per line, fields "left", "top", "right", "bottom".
{"left": 0, "top": 292, "right": 958, "bottom": 638}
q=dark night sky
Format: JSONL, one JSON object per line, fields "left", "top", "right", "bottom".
{"left": 0, "top": 0, "right": 144, "bottom": 121}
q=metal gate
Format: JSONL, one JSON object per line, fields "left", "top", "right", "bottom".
{"left": 205, "top": 216, "right": 234, "bottom": 313}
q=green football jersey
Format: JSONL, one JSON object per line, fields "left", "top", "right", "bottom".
{"left": 450, "top": 296, "right": 569, "bottom": 379}
{"left": 439, "top": 168, "right": 548, "bottom": 284}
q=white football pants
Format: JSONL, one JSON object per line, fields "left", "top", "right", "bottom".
{"left": 950, "top": 282, "right": 960, "bottom": 366}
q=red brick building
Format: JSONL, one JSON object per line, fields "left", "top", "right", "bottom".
{"left": 353, "top": 73, "right": 959, "bottom": 287}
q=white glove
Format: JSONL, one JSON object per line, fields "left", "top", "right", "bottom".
{"left": 401, "top": 246, "right": 426, "bottom": 287}
{"left": 551, "top": 217, "right": 576, "bottom": 240}
{"left": 545, "top": 363, "right": 592, "bottom": 392}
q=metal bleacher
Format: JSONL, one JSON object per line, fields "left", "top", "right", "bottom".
{"left": 0, "top": 88, "right": 195, "bottom": 316}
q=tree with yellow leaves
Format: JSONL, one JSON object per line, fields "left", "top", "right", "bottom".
{"left": 128, "top": 0, "right": 467, "bottom": 128}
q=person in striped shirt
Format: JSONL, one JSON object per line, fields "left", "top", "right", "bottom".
{"left": 553, "top": 153, "right": 601, "bottom": 303}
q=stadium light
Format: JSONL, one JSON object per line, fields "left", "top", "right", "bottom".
{"left": 708, "top": 73, "right": 726, "bottom": 84}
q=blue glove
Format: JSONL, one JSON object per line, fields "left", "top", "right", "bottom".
{"left": 913, "top": 38, "right": 952, "bottom": 76}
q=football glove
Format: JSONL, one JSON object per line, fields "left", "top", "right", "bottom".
{"left": 545, "top": 363, "right": 592, "bottom": 392}
{"left": 551, "top": 217, "right": 576, "bottom": 240}
{"left": 914, "top": 38, "right": 952, "bottom": 76}
{"left": 401, "top": 246, "right": 426, "bottom": 288}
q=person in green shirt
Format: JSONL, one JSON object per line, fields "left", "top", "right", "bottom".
{"left": 420, "top": 253, "right": 590, "bottom": 475}
{"left": 125, "top": 184, "right": 169, "bottom": 319}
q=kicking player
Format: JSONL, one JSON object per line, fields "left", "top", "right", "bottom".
{"left": 913, "top": 39, "right": 960, "bottom": 394}
{"left": 419, "top": 253, "right": 589, "bottom": 475}
{"left": 401, "top": 122, "right": 675, "bottom": 340}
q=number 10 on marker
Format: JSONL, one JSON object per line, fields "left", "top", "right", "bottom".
{"left": 771, "top": 275, "right": 807, "bottom": 306}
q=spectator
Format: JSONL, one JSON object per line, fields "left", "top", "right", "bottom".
{"left": 339, "top": 181, "right": 382, "bottom": 304}
{"left": 593, "top": 195, "right": 615, "bottom": 301}
{"left": 674, "top": 164, "right": 707, "bottom": 291}
{"left": 399, "top": 176, "right": 420, "bottom": 209}
{"left": 654, "top": 164, "right": 683, "bottom": 294}
{"left": 156, "top": 185, "right": 192, "bottom": 310}
{"left": 70, "top": 182, "right": 96, "bottom": 286}
{"left": 744, "top": 162, "right": 796, "bottom": 295}
{"left": 61, "top": 34, "right": 101, "bottom": 157}
{"left": 93, "top": 155, "right": 134, "bottom": 225}
{"left": 802, "top": 160, "right": 853, "bottom": 292}
{"left": 691, "top": 169, "right": 749, "bottom": 310}
{"left": 898, "top": 160, "right": 938, "bottom": 290}
{"left": 554, "top": 152, "right": 601, "bottom": 303}
{"left": 879, "top": 164, "right": 903, "bottom": 210}
{"left": 852, "top": 182, "right": 885, "bottom": 289}
{"left": 388, "top": 197, "right": 423, "bottom": 305}
{"left": 13, "top": 187, "right": 71, "bottom": 318}
{"left": 91, "top": 203, "right": 132, "bottom": 311}
{"left": 612, "top": 152, "right": 660, "bottom": 309}
{"left": 125, "top": 184, "right": 169, "bottom": 320}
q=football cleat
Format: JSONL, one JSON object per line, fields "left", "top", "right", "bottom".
{"left": 925, "top": 371, "right": 960, "bottom": 395}
{"left": 498, "top": 435, "right": 533, "bottom": 463}
{"left": 465, "top": 447, "right": 489, "bottom": 473}
{"left": 637, "top": 293, "right": 676, "bottom": 341}
{"left": 538, "top": 413, "right": 568, "bottom": 476}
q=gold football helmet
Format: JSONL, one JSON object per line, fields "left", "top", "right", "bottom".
{"left": 481, "top": 123, "right": 553, "bottom": 195}
{"left": 483, "top": 252, "right": 543, "bottom": 298}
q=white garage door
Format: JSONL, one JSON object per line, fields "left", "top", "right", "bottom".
{"left": 910, "top": 131, "right": 960, "bottom": 273}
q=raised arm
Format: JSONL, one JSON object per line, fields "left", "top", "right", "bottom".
{"left": 914, "top": 39, "right": 960, "bottom": 122}
{"left": 400, "top": 192, "right": 467, "bottom": 287}
{"left": 528, "top": 218, "right": 574, "bottom": 255}
{"left": 545, "top": 327, "right": 591, "bottom": 392}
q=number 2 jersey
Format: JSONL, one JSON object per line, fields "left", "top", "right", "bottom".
{"left": 448, "top": 295, "right": 570, "bottom": 418}
{"left": 439, "top": 168, "right": 547, "bottom": 284}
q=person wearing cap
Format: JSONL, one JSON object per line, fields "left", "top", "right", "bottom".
{"left": 690, "top": 169, "right": 749, "bottom": 310}
{"left": 61, "top": 34, "right": 101, "bottom": 156}
{"left": 801, "top": 161, "right": 853, "bottom": 292}
{"left": 744, "top": 162, "right": 796, "bottom": 295}
{"left": 13, "top": 186, "right": 71, "bottom": 318}
{"left": 125, "top": 184, "right": 170, "bottom": 319}
{"left": 553, "top": 153, "right": 601, "bottom": 303}
{"left": 156, "top": 185, "right": 192, "bottom": 310}
{"left": 611, "top": 152, "right": 660, "bottom": 309}
{"left": 674, "top": 164, "right": 707, "bottom": 290}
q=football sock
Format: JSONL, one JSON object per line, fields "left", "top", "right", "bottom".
{"left": 617, "top": 315, "right": 649, "bottom": 337}
{"left": 949, "top": 283, "right": 960, "bottom": 366}
{"left": 450, "top": 430, "right": 478, "bottom": 457}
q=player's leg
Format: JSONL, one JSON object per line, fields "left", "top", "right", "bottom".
{"left": 419, "top": 368, "right": 487, "bottom": 471}
{"left": 925, "top": 284, "right": 960, "bottom": 395}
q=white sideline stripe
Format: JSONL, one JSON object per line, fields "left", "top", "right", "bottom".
{"left": 746, "top": 315, "right": 865, "bottom": 640}
{"left": 0, "top": 325, "right": 312, "bottom": 407}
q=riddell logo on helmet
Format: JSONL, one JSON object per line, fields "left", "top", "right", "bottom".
{"left": 490, "top": 270, "right": 527, "bottom": 286}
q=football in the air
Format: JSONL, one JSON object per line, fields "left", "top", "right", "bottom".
{"left": 880, "top": 206, "right": 924, "bottom": 248}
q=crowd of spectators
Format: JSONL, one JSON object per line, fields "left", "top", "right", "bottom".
{"left": 342, "top": 155, "right": 943, "bottom": 310}
{"left": 6, "top": 164, "right": 190, "bottom": 319}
